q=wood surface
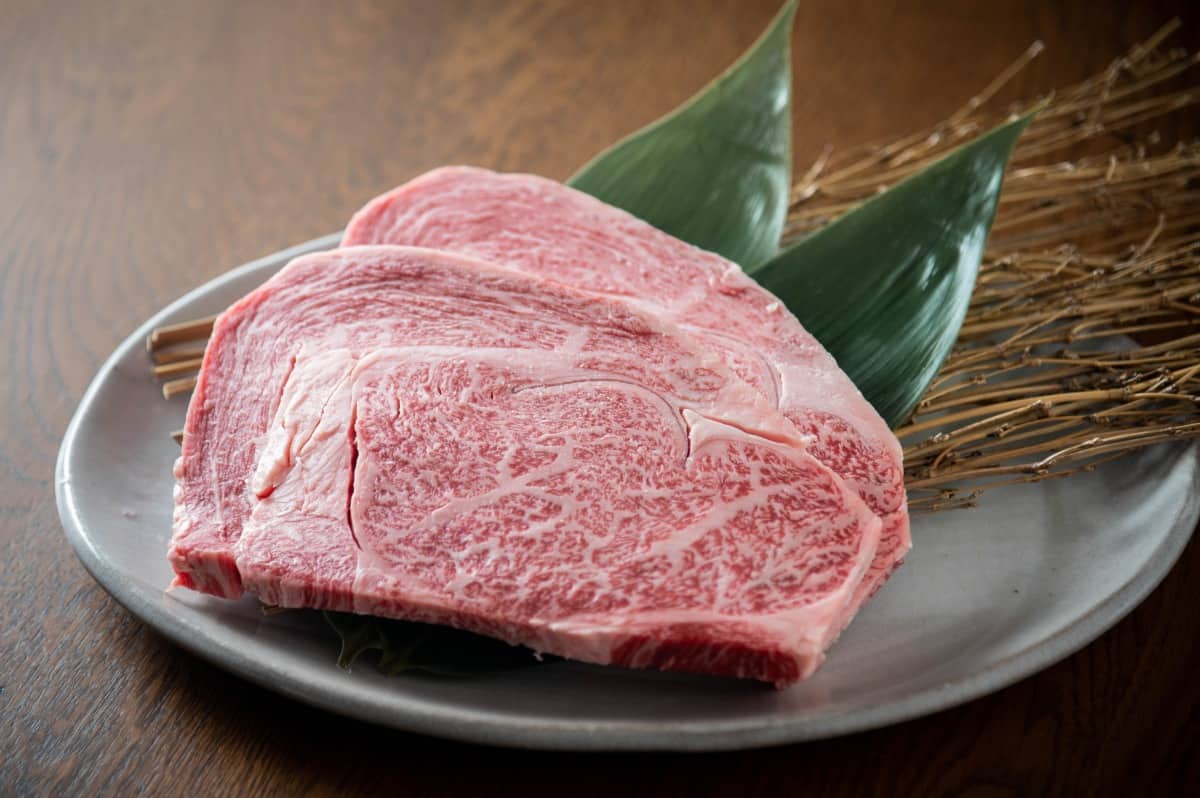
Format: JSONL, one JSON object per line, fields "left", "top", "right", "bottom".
{"left": 3, "top": 1, "right": 1198, "bottom": 795}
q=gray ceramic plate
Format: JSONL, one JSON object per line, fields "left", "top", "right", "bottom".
{"left": 57, "top": 233, "right": 1200, "bottom": 751}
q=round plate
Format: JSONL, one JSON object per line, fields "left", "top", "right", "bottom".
{"left": 57, "top": 234, "right": 1200, "bottom": 751}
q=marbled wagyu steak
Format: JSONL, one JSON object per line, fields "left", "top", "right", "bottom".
{"left": 343, "top": 168, "right": 909, "bottom": 627}
{"left": 170, "top": 246, "right": 882, "bottom": 685}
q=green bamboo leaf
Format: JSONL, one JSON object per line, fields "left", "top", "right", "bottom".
{"left": 322, "top": 611, "right": 541, "bottom": 676}
{"left": 750, "top": 114, "right": 1033, "bottom": 427}
{"left": 567, "top": 1, "right": 795, "bottom": 267}
{"left": 323, "top": 611, "right": 384, "bottom": 669}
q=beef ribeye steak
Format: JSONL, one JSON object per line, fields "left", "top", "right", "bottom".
{"left": 170, "top": 245, "right": 881, "bottom": 684}
{"left": 342, "top": 167, "right": 910, "bottom": 618}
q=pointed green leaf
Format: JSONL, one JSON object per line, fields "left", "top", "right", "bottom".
{"left": 750, "top": 114, "right": 1033, "bottom": 426}
{"left": 323, "top": 611, "right": 384, "bottom": 669}
{"left": 378, "top": 619, "right": 541, "bottom": 676}
{"left": 323, "top": 611, "right": 541, "bottom": 676}
{"left": 567, "top": 1, "right": 795, "bottom": 267}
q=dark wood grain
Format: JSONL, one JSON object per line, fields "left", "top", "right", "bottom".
{"left": 3, "top": 1, "right": 1198, "bottom": 795}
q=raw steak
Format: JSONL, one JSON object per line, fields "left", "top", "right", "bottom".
{"left": 171, "top": 245, "right": 881, "bottom": 684}
{"left": 342, "top": 167, "right": 910, "bottom": 615}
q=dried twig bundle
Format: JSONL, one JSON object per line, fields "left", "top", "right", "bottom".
{"left": 901, "top": 241, "right": 1200, "bottom": 511}
{"left": 787, "top": 20, "right": 1200, "bottom": 510}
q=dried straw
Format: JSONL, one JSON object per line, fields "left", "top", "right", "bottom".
{"left": 786, "top": 20, "right": 1200, "bottom": 511}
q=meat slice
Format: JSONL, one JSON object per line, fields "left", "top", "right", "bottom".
{"left": 342, "top": 167, "right": 910, "bottom": 616}
{"left": 171, "top": 245, "right": 881, "bottom": 684}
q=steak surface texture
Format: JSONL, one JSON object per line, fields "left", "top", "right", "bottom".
{"left": 170, "top": 245, "right": 881, "bottom": 685}
{"left": 344, "top": 167, "right": 910, "bottom": 619}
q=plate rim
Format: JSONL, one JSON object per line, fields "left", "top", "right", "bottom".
{"left": 56, "top": 233, "right": 1200, "bottom": 751}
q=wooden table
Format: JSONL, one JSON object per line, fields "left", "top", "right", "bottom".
{"left": 4, "top": 1, "right": 1198, "bottom": 794}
